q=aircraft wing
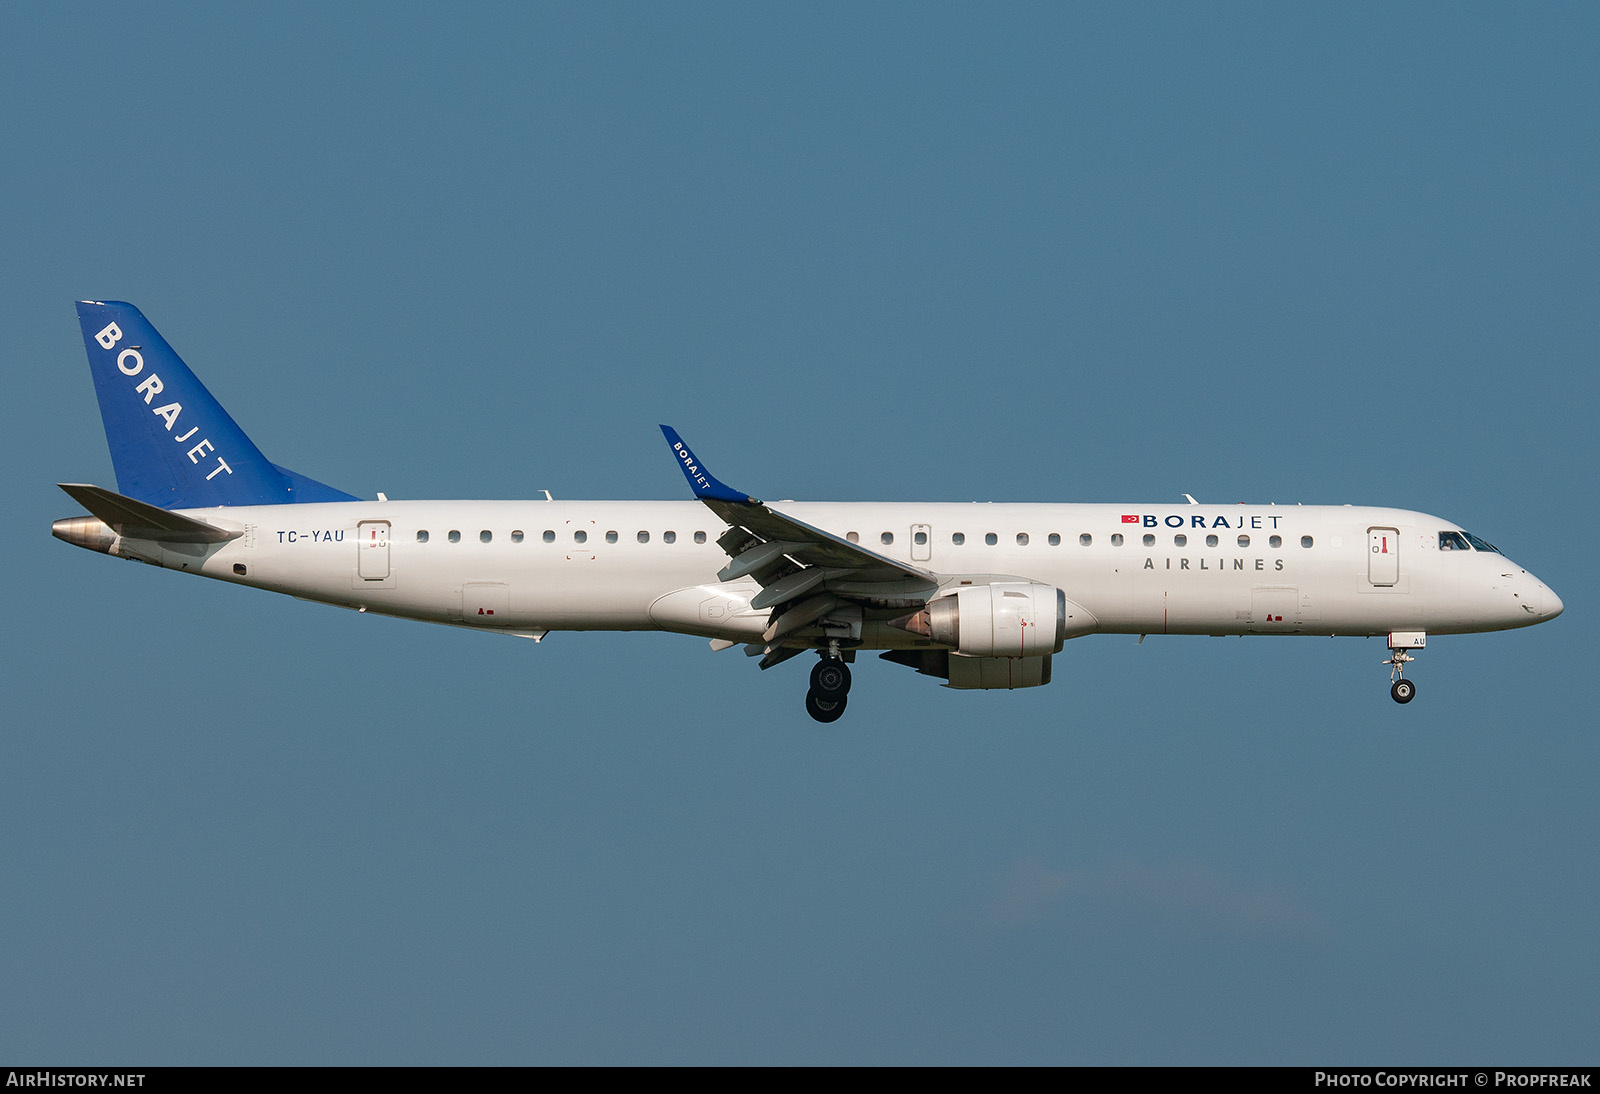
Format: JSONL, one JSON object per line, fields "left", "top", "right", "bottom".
{"left": 661, "top": 427, "right": 938, "bottom": 664}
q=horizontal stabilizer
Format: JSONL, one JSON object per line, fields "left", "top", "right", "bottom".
{"left": 57, "top": 483, "right": 241, "bottom": 543}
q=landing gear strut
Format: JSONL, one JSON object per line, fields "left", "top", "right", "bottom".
{"left": 805, "top": 648, "right": 852, "bottom": 723}
{"left": 1385, "top": 631, "right": 1424, "bottom": 704}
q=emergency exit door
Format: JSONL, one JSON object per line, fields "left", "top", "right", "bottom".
{"left": 910, "top": 523, "right": 932, "bottom": 562}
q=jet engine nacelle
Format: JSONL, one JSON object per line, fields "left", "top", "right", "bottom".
{"left": 916, "top": 582, "right": 1094, "bottom": 658}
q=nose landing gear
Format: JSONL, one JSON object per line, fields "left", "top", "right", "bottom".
{"left": 1385, "top": 631, "right": 1425, "bottom": 704}
{"left": 806, "top": 648, "right": 852, "bottom": 723}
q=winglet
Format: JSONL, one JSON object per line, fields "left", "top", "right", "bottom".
{"left": 659, "top": 426, "right": 756, "bottom": 504}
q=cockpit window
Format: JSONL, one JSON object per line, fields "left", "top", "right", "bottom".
{"left": 1462, "top": 531, "right": 1500, "bottom": 554}
{"left": 1438, "top": 531, "right": 1471, "bottom": 552}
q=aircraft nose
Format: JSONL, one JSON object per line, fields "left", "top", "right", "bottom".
{"left": 1543, "top": 584, "right": 1564, "bottom": 620}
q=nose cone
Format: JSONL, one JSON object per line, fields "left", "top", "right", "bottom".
{"left": 1520, "top": 569, "right": 1562, "bottom": 623}
{"left": 1543, "top": 583, "right": 1564, "bottom": 620}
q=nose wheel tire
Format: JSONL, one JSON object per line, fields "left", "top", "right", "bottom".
{"left": 806, "top": 690, "right": 848, "bottom": 723}
{"left": 1391, "top": 679, "right": 1416, "bottom": 704}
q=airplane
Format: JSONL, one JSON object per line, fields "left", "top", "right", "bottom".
{"left": 54, "top": 300, "right": 1563, "bottom": 722}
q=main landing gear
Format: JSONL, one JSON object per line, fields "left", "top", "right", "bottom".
{"left": 806, "top": 652, "right": 852, "bottom": 723}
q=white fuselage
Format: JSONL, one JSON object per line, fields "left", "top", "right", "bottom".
{"left": 110, "top": 499, "right": 1560, "bottom": 644}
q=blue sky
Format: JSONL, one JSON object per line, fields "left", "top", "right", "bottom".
{"left": 3, "top": 3, "right": 1595, "bottom": 1064}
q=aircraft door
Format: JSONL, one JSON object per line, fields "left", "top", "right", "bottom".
{"left": 911, "top": 523, "right": 932, "bottom": 562}
{"left": 1368, "top": 527, "right": 1399, "bottom": 587}
{"left": 357, "top": 520, "right": 391, "bottom": 580}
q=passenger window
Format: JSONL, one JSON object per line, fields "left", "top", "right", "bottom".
{"left": 1079, "top": 534, "right": 1091, "bottom": 546}
{"left": 1269, "top": 535, "right": 1282, "bottom": 548}
{"left": 952, "top": 532, "right": 965, "bottom": 545}
{"left": 847, "top": 532, "right": 860, "bottom": 544}
{"left": 1237, "top": 535, "right": 1249, "bottom": 548}
{"left": 1017, "top": 533, "right": 1029, "bottom": 546}
{"left": 1438, "top": 531, "right": 1471, "bottom": 551}
{"left": 511, "top": 530, "right": 524, "bottom": 543}
{"left": 416, "top": 530, "right": 429, "bottom": 543}
{"left": 914, "top": 530, "right": 927, "bottom": 546}
{"left": 574, "top": 530, "right": 587, "bottom": 544}
{"left": 1301, "top": 536, "right": 1314, "bottom": 548}
{"left": 448, "top": 530, "right": 461, "bottom": 544}
{"left": 1143, "top": 534, "right": 1155, "bottom": 547}
{"left": 694, "top": 531, "right": 707, "bottom": 544}
{"left": 664, "top": 531, "right": 677, "bottom": 544}
{"left": 1174, "top": 534, "right": 1187, "bottom": 547}
{"left": 480, "top": 530, "right": 492, "bottom": 544}
{"left": 985, "top": 533, "right": 997, "bottom": 546}
{"left": 1205, "top": 534, "right": 1218, "bottom": 547}
{"left": 881, "top": 532, "right": 894, "bottom": 545}
{"left": 1111, "top": 533, "right": 1124, "bottom": 547}
{"left": 1048, "top": 533, "right": 1061, "bottom": 546}
{"left": 543, "top": 530, "right": 555, "bottom": 543}
{"left": 637, "top": 531, "right": 649, "bottom": 543}
{"left": 605, "top": 530, "right": 618, "bottom": 544}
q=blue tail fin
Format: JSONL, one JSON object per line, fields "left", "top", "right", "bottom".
{"left": 75, "top": 301, "right": 358, "bottom": 508}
